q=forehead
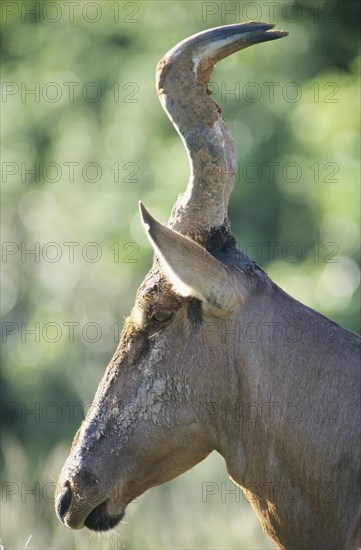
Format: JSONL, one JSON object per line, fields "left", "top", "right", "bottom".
{"left": 137, "top": 267, "right": 178, "bottom": 303}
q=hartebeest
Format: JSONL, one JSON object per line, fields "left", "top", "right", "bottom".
{"left": 56, "top": 23, "right": 361, "bottom": 549}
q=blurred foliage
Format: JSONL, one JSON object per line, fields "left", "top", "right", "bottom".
{"left": 1, "top": 0, "right": 360, "bottom": 548}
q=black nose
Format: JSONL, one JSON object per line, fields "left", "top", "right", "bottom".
{"left": 55, "top": 481, "right": 72, "bottom": 523}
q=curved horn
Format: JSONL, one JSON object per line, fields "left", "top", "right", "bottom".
{"left": 156, "top": 23, "right": 288, "bottom": 235}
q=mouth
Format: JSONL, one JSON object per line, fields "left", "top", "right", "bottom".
{"left": 83, "top": 500, "right": 125, "bottom": 531}
{"left": 55, "top": 484, "right": 125, "bottom": 532}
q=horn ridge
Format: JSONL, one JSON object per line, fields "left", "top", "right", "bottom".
{"left": 156, "top": 22, "right": 288, "bottom": 236}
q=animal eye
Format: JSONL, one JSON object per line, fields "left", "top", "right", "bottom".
{"left": 151, "top": 310, "right": 173, "bottom": 323}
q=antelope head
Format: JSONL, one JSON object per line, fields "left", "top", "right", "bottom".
{"left": 56, "top": 23, "right": 287, "bottom": 532}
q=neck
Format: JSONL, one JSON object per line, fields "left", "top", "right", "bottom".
{"left": 212, "top": 282, "right": 360, "bottom": 549}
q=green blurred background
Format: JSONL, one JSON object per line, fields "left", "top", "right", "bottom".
{"left": 1, "top": 0, "right": 360, "bottom": 548}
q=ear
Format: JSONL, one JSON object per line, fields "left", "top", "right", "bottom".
{"left": 139, "top": 202, "right": 245, "bottom": 314}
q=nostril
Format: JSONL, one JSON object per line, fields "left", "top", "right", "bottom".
{"left": 55, "top": 481, "right": 72, "bottom": 523}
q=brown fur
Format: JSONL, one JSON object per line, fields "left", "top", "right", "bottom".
{"left": 56, "top": 23, "right": 361, "bottom": 549}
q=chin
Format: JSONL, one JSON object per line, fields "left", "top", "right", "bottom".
{"left": 83, "top": 501, "right": 125, "bottom": 532}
